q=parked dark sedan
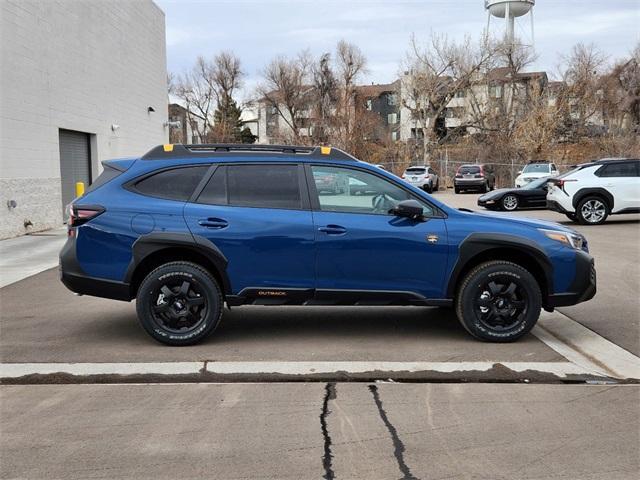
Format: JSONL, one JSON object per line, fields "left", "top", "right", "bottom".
{"left": 478, "top": 177, "right": 550, "bottom": 211}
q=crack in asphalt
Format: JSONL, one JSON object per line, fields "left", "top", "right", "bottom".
{"left": 368, "top": 385, "right": 419, "bottom": 480}
{"left": 320, "top": 382, "right": 337, "bottom": 480}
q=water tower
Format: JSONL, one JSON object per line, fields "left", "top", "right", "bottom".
{"left": 485, "top": 0, "right": 535, "bottom": 46}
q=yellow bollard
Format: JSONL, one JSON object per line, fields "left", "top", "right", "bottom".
{"left": 75, "top": 182, "right": 85, "bottom": 197}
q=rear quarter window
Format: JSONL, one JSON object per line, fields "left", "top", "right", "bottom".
{"left": 132, "top": 166, "right": 209, "bottom": 201}
{"left": 84, "top": 165, "right": 122, "bottom": 194}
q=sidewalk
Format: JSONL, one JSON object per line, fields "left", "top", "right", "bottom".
{"left": 0, "top": 228, "right": 67, "bottom": 288}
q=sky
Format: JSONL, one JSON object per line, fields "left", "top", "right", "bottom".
{"left": 157, "top": 0, "right": 640, "bottom": 102}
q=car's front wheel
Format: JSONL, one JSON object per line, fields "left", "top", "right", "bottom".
{"left": 136, "top": 261, "right": 223, "bottom": 346}
{"left": 576, "top": 196, "right": 609, "bottom": 225}
{"left": 455, "top": 261, "right": 541, "bottom": 342}
{"left": 501, "top": 194, "right": 519, "bottom": 211}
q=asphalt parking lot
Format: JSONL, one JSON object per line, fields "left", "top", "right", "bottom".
{"left": 1, "top": 189, "right": 639, "bottom": 479}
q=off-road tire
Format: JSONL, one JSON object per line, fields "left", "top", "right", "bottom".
{"left": 455, "top": 261, "right": 541, "bottom": 342}
{"left": 136, "top": 261, "right": 223, "bottom": 346}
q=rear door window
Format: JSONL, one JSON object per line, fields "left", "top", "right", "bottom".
{"left": 226, "top": 164, "right": 302, "bottom": 209}
{"left": 133, "top": 166, "right": 209, "bottom": 201}
{"left": 596, "top": 162, "right": 638, "bottom": 177}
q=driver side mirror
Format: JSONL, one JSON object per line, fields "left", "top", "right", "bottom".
{"left": 391, "top": 200, "right": 424, "bottom": 220}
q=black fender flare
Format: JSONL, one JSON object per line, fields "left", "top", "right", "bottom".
{"left": 572, "top": 188, "right": 614, "bottom": 211}
{"left": 125, "top": 232, "right": 231, "bottom": 294}
{"left": 446, "top": 233, "right": 554, "bottom": 299}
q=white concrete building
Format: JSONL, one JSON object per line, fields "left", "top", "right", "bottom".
{"left": 0, "top": 0, "right": 168, "bottom": 239}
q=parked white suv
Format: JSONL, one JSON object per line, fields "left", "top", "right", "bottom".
{"left": 402, "top": 165, "right": 439, "bottom": 193}
{"left": 515, "top": 162, "right": 559, "bottom": 188}
{"left": 547, "top": 158, "right": 640, "bottom": 225}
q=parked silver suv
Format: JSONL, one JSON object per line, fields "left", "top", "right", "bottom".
{"left": 402, "top": 165, "right": 439, "bottom": 193}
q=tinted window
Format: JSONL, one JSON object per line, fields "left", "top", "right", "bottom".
{"left": 459, "top": 166, "right": 480, "bottom": 174}
{"left": 522, "top": 163, "right": 551, "bottom": 173}
{"left": 597, "top": 162, "right": 638, "bottom": 177}
{"left": 134, "top": 166, "right": 208, "bottom": 201}
{"left": 197, "top": 166, "right": 227, "bottom": 205}
{"left": 85, "top": 165, "right": 122, "bottom": 194}
{"left": 311, "top": 165, "right": 434, "bottom": 216}
{"left": 406, "top": 167, "right": 426, "bottom": 174}
{"left": 227, "top": 164, "right": 301, "bottom": 209}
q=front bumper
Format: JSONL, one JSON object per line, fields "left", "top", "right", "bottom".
{"left": 477, "top": 197, "right": 498, "bottom": 209}
{"left": 59, "top": 235, "right": 131, "bottom": 301}
{"left": 546, "top": 250, "right": 596, "bottom": 307}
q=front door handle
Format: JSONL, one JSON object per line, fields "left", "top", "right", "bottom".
{"left": 318, "top": 224, "right": 347, "bottom": 235}
{"left": 198, "top": 218, "right": 228, "bottom": 229}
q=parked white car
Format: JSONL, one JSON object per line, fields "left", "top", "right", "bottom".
{"left": 547, "top": 158, "right": 640, "bottom": 225}
{"left": 515, "top": 162, "right": 559, "bottom": 188}
{"left": 401, "top": 165, "right": 439, "bottom": 193}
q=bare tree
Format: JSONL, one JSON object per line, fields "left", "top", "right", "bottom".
{"left": 172, "top": 52, "right": 244, "bottom": 143}
{"left": 557, "top": 43, "right": 607, "bottom": 137}
{"left": 401, "top": 33, "right": 497, "bottom": 162}
{"left": 258, "top": 51, "right": 312, "bottom": 142}
{"left": 210, "top": 52, "right": 244, "bottom": 141}
{"left": 311, "top": 52, "right": 338, "bottom": 143}
{"left": 335, "top": 40, "right": 367, "bottom": 149}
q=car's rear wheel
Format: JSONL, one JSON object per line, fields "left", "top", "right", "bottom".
{"left": 501, "top": 194, "right": 519, "bottom": 211}
{"left": 425, "top": 183, "right": 433, "bottom": 194}
{"left": 481, "top": 181, "right": 488, "bottom": 193}
{"left": 454, "top": 187, "right": 461, "bottom": 194}
{"left": 455, "top": 261, "right": 541, "bottom": 342}
{"left": 136, "top": 261, "right": 223, "bottom": 346}
{"left": 576, "top": 196, "right": 609, "bottom": 225}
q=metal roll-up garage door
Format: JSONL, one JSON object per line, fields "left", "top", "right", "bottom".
{"left": 59, "top": 129, "right": 92, "bottom": 216}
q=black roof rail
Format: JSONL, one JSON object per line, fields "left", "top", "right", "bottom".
{"left": 141, "top": 143, "right": 358, "bottom": 161}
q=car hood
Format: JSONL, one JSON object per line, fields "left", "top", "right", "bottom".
{"left": 517, "top": 172, "right": 548, "bottom": 179}
{"left": 479, "top": 188, "right": 512, "bottom": 200}
{"left": 458, "top": 208, "right": 577, "bottom": 234}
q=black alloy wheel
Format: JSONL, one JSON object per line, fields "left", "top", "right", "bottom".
{"left": 136, "top": 261, "right": 223, "bottom": 345}
{"left": 455, "top": 261, "right": 541, "bottom": 342}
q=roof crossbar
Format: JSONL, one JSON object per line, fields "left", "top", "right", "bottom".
{"left": 142, "top": 143, "right": 357, "bottom": 161}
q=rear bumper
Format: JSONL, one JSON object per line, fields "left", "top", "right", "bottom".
{"left": 455, "top": 179, "right": 485, "bottom": 188}
{"left": 546, "top": 199, "right": 569, "bottom": 214}
{"left": 546, "top": 250, "right": 596, "bottom": 307}
{"left": 59, "top": 235, "right": 131, "bottom": 301}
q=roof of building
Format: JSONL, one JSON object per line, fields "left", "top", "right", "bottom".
{"left": 487, "top": 67, "right": 548, "bottom": 83}
{"left": 354, "top": 80, "right": 400, "bottom": 98}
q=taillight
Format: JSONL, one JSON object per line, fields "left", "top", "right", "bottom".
{"left": 68, "top": 204, "right": 105, "bottom": 228}
{"left": 474, "top": 173, "right": 484, "bottom": 178}
{"left": 557, "top": 179, "right": 576, "bottom": 188}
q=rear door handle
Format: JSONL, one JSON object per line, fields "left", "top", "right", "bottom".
{"left": 198, "top": 218, "right": 228, "bottom": 229}
{"left": 318, "top": 224, "right": 347, "bottom": 235}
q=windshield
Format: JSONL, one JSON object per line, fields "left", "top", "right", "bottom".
{"left": 523, "top": 177, "right": 549, "bottom": 190}
{"left": 522, "top": 163, "right": 550, "bottom": 174}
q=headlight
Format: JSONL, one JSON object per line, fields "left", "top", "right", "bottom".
{"left": 540, "top": 229, "right": 584, "bottom": 250}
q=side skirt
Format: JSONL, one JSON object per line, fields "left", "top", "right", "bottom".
{"left": 226, "top": 288, "right": 452, "bottom": 307}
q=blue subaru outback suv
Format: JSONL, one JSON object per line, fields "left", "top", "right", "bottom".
{"left": 60, "top": 144, "right": 596, "bottom": 345}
